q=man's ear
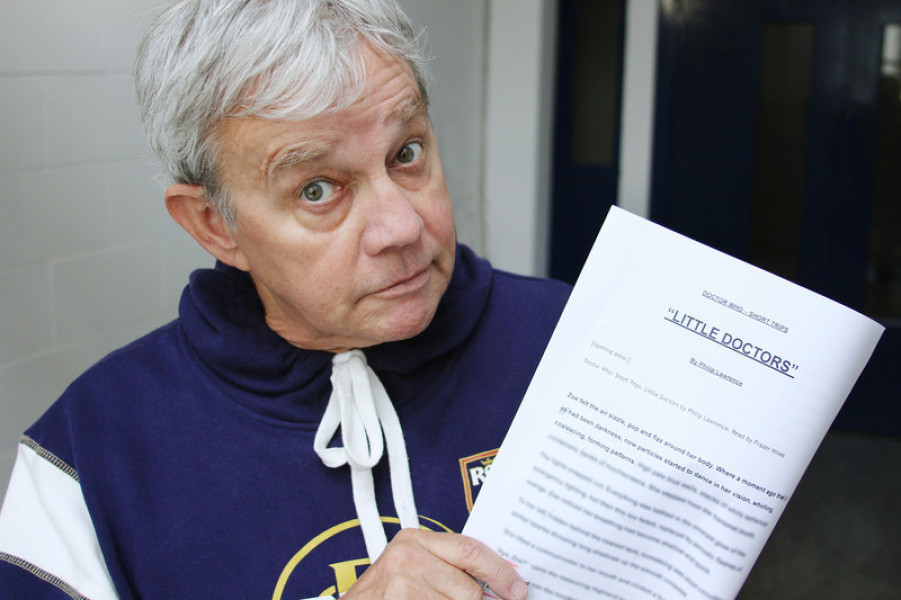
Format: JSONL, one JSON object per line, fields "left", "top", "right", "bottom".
{"left": 165, "top": 184, "right": 249, "bottom": 271}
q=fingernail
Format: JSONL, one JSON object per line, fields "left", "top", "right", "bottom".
{"left": 511, "top": 579, "right": 528, "bottom": 600}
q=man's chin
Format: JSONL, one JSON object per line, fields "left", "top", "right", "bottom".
{"left": 364, "top": 270, "right": 450, "bottom": 343}
{"left": 373, "top": 301, "right": 440, "bottom": 344}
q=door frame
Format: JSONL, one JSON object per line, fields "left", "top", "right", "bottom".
{"left": 484, "top": 0, "right": 659, "bottom": 277}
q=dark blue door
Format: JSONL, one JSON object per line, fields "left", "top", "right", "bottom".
{"left": 649, "top": 0, "right": 901, "bottom": 434}
{"left": 550, "top": 0, "right": 626, "bottom": 285}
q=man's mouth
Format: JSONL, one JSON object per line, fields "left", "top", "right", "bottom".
{"left": 372, "top": 266, "right": 431, "bottom": 298}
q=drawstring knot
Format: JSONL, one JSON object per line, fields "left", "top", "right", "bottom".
{"left": 312, "top": 349, "right": 419, "bottom": 560}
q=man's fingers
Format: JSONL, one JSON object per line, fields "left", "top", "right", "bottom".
{"left": 347, "top": 529, "right": 484, "bottom": 599}
{"left": 404, "top": 530, "right": 528, "bottom": 600}
{"left": 342, "top": 530, "right": 528, "bottom": 600}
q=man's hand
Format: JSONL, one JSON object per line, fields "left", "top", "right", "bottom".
{"left": 342, "top": 529, "right": 529, "bottom": 599}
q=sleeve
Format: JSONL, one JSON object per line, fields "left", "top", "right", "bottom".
{"left": 0, "top": 436, "right": 118, "bottom": 600}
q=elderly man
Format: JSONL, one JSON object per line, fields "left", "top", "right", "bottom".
{"left": 0, "top": 1, "right": 569, "bottom": 598}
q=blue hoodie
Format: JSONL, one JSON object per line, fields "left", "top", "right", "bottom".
{"left": 0, "top": 245, "right": 570, "bottom": 599}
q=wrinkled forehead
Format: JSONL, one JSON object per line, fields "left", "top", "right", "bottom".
{"left": 213, "top": 45, "right": 430, "bottom": 190}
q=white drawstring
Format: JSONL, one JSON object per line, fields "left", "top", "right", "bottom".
{"left": 312, "top": 349, "right": 419, "bottom": 561}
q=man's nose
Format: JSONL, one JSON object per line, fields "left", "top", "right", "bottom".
{"left": 360, "top": 176, "right": 425, "bottom": 256}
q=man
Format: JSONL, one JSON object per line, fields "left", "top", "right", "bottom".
{"left": 0, "top": 1, "right": 570, "bottom": 598}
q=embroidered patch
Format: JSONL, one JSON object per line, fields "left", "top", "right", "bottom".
{"left": 459, "top": 449, "right": 498, "bottom": 513}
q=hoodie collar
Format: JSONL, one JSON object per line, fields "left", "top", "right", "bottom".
{"left": 178, "top": 244, "right": 492, "bottom": 423}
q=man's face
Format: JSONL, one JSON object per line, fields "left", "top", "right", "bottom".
{"left": 214, "top": 44, "right": 456, "bottom": 352}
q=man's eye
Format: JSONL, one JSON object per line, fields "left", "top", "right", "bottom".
{"left": 300, "top": 180, "right": 334, "bottom": 203}
{"left": 395, "top": 142, "right": 423, "bottom": 165}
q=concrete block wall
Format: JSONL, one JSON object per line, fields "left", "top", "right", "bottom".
{"left": 0, "top": 1, "right": 213, "bottom": 495}
{"left": 399, "top": 0, "right": 487, "bottom": 253}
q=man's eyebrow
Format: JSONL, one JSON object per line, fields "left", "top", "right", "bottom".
{"left": 399, "top": 95, "right": 429, "bottom": 124}
{"left": 265, "top": 143, "right": 329, "bottom": 182}
{"left": 265, "top": 96, "right": 428, "bottom": 182}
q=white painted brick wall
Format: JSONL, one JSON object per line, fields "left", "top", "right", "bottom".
{"left": 0, "top": 1, "right": 213, "bottom": 496}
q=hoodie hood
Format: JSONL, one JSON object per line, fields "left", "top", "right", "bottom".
{"left": 178, "top": 244, "right": 492, "bottom": 424}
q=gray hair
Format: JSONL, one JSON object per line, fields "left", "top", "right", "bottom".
{"left": 134, "top": 0, "right": 431, "bottom": 223}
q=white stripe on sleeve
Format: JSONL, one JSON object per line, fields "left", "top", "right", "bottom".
{"left": 0, "top": 439, "right": 118, "bottom": 600}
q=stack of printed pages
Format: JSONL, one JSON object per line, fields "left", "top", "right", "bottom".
{"left": 464, "top": 207, "right": 884, "bottom": 600}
